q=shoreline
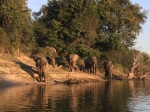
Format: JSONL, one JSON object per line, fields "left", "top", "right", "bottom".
{"left": 0, "top": 69, "right": 105, "bottom": 87}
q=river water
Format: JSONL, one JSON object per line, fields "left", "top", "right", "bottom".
{"left": 0, "top": 80, "right": 150, "bottom": 112}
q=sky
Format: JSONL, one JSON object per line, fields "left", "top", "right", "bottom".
{"left": 27, "top": 0, "right": 150, "bottom": 55}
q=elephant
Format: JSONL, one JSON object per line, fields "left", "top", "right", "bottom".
{"left": 69, "top": 54, "right": 79, "bottom": 72}
{"left": 45, "top": 46, "right": 57, "bottom": 68}
{"left": 103, "top": 61, "right": 113, "bottom": 79}
{"left": 77, "top": 59, "right": 85, "bottom": 71}
{"left": 46, "top": 56, "right": 56, "bottom": 68}
{"left": 34, "top": 57, "right": 48, "bottom": 82}
{"left": 84, "top": 56, "right": 97, "bottom": 75}
{"left": 46, "top": 46, "right": 56, "bottom": 53}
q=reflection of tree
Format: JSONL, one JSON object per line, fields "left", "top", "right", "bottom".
{"left": 100, "top": 81, "right": 130, "bottom": 112}
{"left": 128, "top": 80, "right": 147, "bottom": 97}
{"left": 0, "top": 81, "right": 135, "bottom": 112}
{"left": 0, "top": 85, "right": 39, "bottom": 111}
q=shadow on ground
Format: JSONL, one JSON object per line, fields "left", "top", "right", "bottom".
{"left": 13, "top": 60, "right": 38, "bottom": 78}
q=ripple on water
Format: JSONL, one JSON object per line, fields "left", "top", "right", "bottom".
{"left": 128, "top": 95, "right": 150, "bottom": 112}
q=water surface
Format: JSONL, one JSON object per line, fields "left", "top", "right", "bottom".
{"left": 0, "top": 80, "right": 150, "bottom": 112}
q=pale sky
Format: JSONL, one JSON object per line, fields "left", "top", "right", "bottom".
{"left": 27, "top": 0, "right": 150, "bottom": 55}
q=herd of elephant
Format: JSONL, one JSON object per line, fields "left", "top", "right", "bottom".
{"left": 34, "top": 47, "right": 114, "bottom": 82}
{"left": 69, "top": 54, "right": 114, "bottom": 80}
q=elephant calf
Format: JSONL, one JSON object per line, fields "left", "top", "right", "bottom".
{"left": 69, "top": 54, "right": 79, "bottom": 72}
{"left": 84, "top": 56, "right": 97, "bottom": 75}
{"left": 103, "top": 61, "right": 113, "bottom": 79}
{"left": 34, "top": 57, "right": 48, "bottom": 82}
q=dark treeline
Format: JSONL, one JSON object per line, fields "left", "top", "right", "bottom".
{"left": 0, "top": 0, "right": 150, "bottom": 75}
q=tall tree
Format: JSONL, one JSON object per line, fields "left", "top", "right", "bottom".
{"left": 0, "top": 0, "right": 35, "bottom": 53}
{"left": 96, "top": 0, "right": 147, "bottom": 51}
{"left": 33, "top": 0, "right": 147, "bottom": 61}
{"left": 33, "top": 0, "right": 100, "bottom": 57}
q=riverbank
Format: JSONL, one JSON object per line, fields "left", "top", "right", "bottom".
{"left": 0, "top": 53, "right": 104, "bottom": 87}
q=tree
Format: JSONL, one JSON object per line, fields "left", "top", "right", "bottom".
{"left": 0, "top": 0, "right": 35, "bottom": 53}
{"left": 96, "top": 0, "right": 147, "bottom": 51}
{"left": 33, "top": 0, "right": 147, "bottom": 70}
{"left": 33, "top": 0, "right": 100, "bottom": 57}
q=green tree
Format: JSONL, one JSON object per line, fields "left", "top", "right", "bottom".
{"left": 33, "top": 0, "right": 100, "bottom": 57}
{"left": 33, "top": 0, "right": 147, "bottom": 71}
{"left": 0, "top": 0, "right": 35, "bottom": 53}
{"left": 96, "top": 0, "right": 147, "bottom": 51}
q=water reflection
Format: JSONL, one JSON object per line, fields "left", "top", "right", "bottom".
{"left": 127, "top": 80, "right": 150, "bottom": 112}
{"left": 0, "top": 80, "right": 150, "bottom": 111}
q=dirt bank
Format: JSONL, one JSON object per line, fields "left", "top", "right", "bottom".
{"left": 0, "top": 53, "right": 104, "bottom": 87}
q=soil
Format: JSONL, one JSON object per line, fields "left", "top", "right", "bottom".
{"left": 0, "top": 53, "right": 104, "bottom": 87}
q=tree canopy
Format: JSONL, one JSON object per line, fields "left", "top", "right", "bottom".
{"left": 0, "top": 0, "right": 35, "bottom": 53}
{"left": 33, "top": 0, "right": 147, "bottom": 55}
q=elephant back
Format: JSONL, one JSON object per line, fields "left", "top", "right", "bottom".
{"left": 85, "top": 56, "right": 97, "bottom": 65}
{"left": 91, "top": 56, "right": 97, "bottom": 65}
{"left": 69, "top": 54, "right": 79, "bottom": 62}
{"left": 35, "top": 57, "right": 48, "bottom": 68}
{"left": 46, "top": 46, "right": 56, "bottom": 53}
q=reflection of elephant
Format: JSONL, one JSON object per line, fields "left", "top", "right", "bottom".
{"left": 84, "top": 56, "right": 97, "bottom": 75}
{"left": 103, "top": 61, "right": 113, "bottom": 79}
{"left": 69, "top": 54, "right": 79, "bottom": 72}
{"left": 34, "top": 57, "right": 48, "bottom": 82}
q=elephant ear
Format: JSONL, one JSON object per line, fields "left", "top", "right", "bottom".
{"left": 34, "top": 57, "right": 41, "bottom": 62}
{"left": 45, "top": 56, "right": 52, "bottom": 63}
{"left": 88, "top": 57, "right": 93, "bottom": 64}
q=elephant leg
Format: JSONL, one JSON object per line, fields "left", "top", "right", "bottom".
{"left": 42, "top": 67, "right": 47, "bottom": 82}
{"left": 71, "top": 62, "right": 76, "bottom": 72}
{"left": 69, "top": 65, "right": 71, "bottom": 71}
{"left": 109, "top": 74, "right": 112, "bottom": 79}
{"left": 108, "top": 69, "right": 112, "bottom": 80}
{"left": 43, "top": 72, "right": 46, "bottom": 82}
{"left": 37, "top": 67, "right": 42, "bottom": 82}
{"left": 72, "top": 66, "right": 74, "bottom": 72}
{"left": 109, "top": 67, "right": 113, "bottom": 79}
{"left": 69, "top": 62, "right": 74, "bottom": 72}
{"left": 69, "top": 64, "right": 72, "bottom": 71}
{"left": 110, "top": 72, "right": 112, "bottom": 79}
{"left": 105, "top": 68, "right": 108, "bottom": 79}
{"left": 94, "top": 65, "right": 96, "bottom": 75}
{"left": 91, "top": 66, "right": 93, "bottom": 74}
{"left": 40, "top": 73, "right": 42, "bottom": 82}
{"left": 89, "top": 67, "right": 92, "bottom": 74}
{"left": 70, "top": 65, "right": 74, "bottom": 72}
{"left": 105, "top": 69, "right": 109, "bottom": 79}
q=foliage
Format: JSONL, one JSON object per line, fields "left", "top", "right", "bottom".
{"left": 0, "top": 27, "right": 11, "bottom": 52}
{"left": 96, "top": 0, "right": 147, "bottom": 51}
{"left": 0, "top": 0, "right": 149, "bottom": 74}
{"left": 0, "top": 0, "right": 35, "bottom": 53}
{"left": 33, "top": 0, "right": 99, "bottom": 56}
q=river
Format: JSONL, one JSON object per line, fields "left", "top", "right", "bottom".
{"left": 0, "top": 80, "right": 150, "bottom": 112}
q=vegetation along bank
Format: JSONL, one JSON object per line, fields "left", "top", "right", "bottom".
{"left": 0, "top": 0, "right": 150, "bottom": 86}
